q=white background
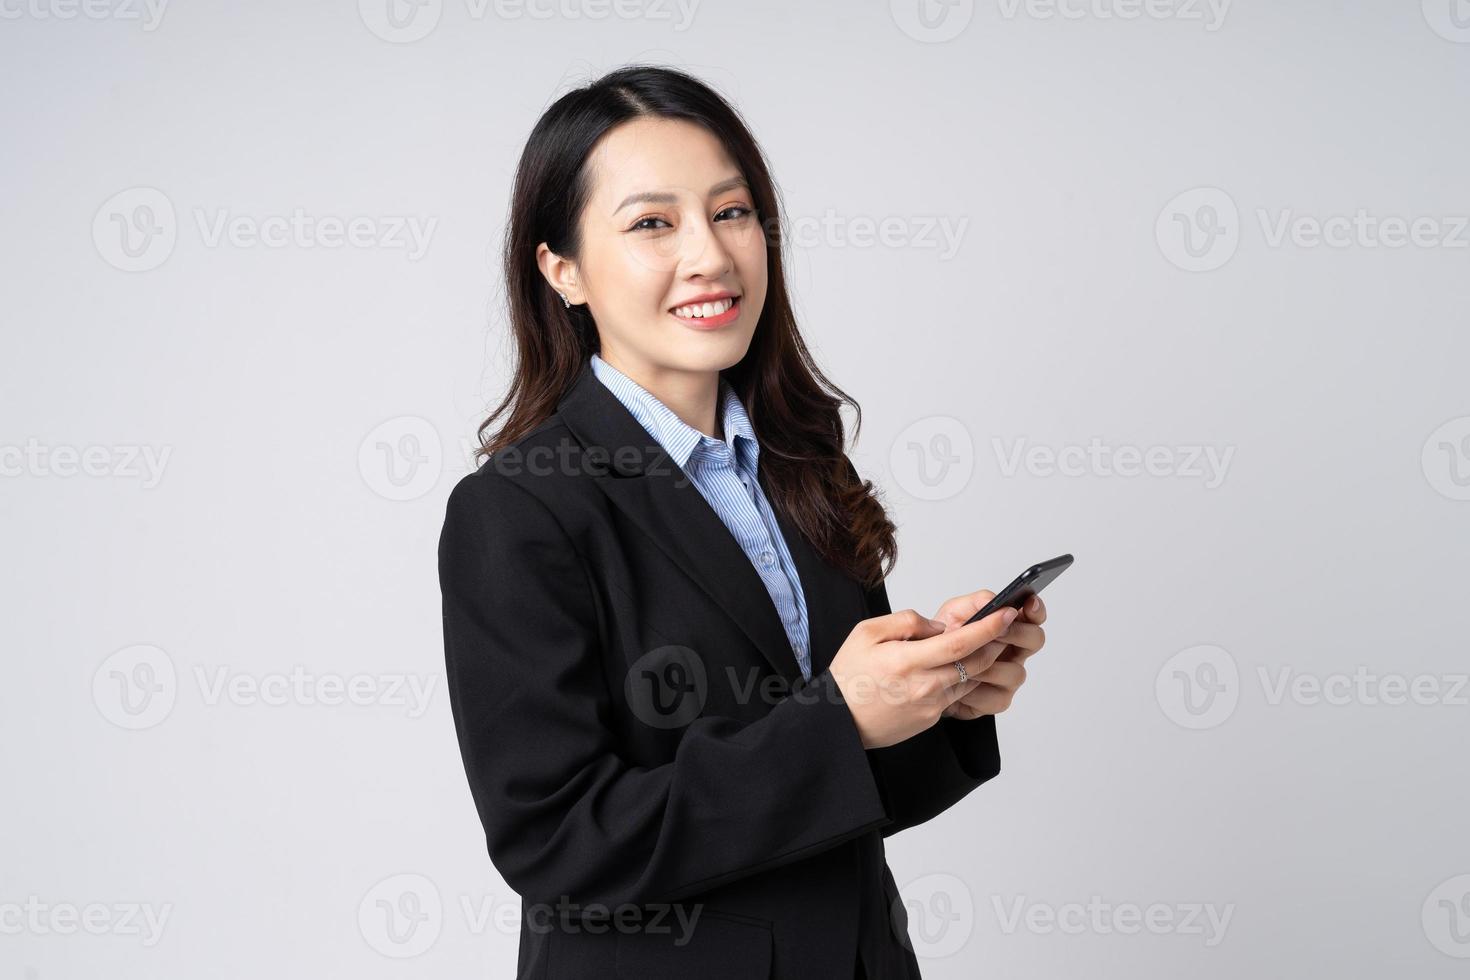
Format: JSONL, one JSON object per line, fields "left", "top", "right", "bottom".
{"left": 3, "top": 1, "right": 1468, "bottom": 976}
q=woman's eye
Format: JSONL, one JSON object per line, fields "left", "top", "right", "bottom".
{"left": 630, "top": 206, "right": 753, "bottom": 232}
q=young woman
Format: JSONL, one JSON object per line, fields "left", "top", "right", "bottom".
{"left": 438, "top": 64, "right": 1047, "bottom": 980}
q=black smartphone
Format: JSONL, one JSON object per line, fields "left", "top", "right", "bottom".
{"left": 962, "top": 554, "right": 1074, "bottom": 625}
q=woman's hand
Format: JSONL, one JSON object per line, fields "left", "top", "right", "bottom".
{"left": 828, "top": 604, "right": 1020, "bottom": 750}
{"left": 930, "top": 590, "right": 1047, "bottom": 720}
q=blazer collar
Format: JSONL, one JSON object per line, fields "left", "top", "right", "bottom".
{"left": 556, "top": 359, "right": 852, "bottom": 689}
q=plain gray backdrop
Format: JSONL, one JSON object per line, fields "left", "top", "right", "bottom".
{"left": 3, "top": 1, "right": 1468, "bottom": 976}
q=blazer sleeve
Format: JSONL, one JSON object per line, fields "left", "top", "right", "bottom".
{"left": 438, "top": 468, "right": 893, "bottom": 910}
{"left": 842, "top": 454, "right": 1003, "bottom": 839}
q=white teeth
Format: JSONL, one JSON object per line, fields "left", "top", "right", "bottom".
{"left": 672, "top": 297, "right": 735, "bottom": 318}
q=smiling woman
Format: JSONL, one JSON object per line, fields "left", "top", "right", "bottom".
{"left": 480, "top": 68, "right": 895, "bottom": 586}
{"left": 440, "top": 63, "right": 1041, "bottom": 980}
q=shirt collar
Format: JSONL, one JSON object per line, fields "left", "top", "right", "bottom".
{"left": 589, "top": 353, "right": 759, "bottom": 471}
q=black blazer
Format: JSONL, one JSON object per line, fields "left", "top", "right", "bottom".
{"left": 438, "top": 360, "right": 1002, "bottom": 980}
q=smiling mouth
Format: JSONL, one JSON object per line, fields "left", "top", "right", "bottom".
{"left": 669, "top": 295, "right": 740, "bottom": 319}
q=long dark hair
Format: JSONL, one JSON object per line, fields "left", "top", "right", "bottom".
{"left": 475, "top": 64, "right": 896, "bottom": 589}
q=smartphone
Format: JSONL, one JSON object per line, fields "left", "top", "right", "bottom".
{"left": 962, "top": 554, "right": 1074, "bottom": 625}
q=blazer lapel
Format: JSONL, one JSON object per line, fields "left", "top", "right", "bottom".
{"left": 557, "top": 362, "right": 813, "bottom": 689}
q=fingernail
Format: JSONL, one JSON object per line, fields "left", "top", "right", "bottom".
{"left": 1002, "top": 608, "right": 1019, "bottom": 626}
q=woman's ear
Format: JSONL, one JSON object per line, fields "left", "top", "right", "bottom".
{"left": 535, "top": 242, "right": 584, "bottom": 306}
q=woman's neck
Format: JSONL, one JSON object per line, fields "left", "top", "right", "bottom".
{"left": 600, "top": 351, "right": 721, "bottom": 439}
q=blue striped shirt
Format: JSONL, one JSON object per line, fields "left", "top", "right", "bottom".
{"left": 589, "top": 353, "right": 813, "bottom": 679}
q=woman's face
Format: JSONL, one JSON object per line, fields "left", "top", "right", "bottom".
{"left": 551, "top": 116, "right": 768, "bottom": 386}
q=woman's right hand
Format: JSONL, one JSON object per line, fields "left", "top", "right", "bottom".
{"left": 827, "top": 606, "right": 1020, "bottom": 749}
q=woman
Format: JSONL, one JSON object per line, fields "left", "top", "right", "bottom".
{"left": 438, "top": 64, "right": 1047, "bottom": 980}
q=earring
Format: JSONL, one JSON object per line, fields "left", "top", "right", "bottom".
{"left": 558, "top": 292, "right": 571, "bottom": 308}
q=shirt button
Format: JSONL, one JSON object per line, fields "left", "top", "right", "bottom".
{"left": 760, "top": 550, "right": 775, "bottom": 566}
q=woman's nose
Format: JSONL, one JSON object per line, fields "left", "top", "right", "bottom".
{"left": 678, "top": 219, "right": 734, "bottom": 277}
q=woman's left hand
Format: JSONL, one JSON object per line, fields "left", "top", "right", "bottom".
{"left": 928, "top": 590, "right": 1047, "bottom": 720}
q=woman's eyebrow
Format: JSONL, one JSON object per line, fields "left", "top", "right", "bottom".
{"left": 613, "top": 175, "right": 749, "bottom": 214}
